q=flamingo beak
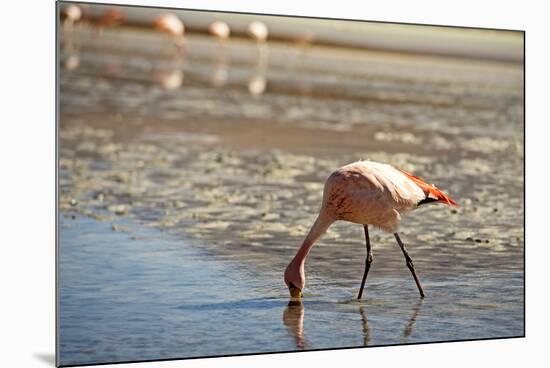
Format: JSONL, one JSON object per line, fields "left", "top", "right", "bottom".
{"left": 288, "top": 282, "right": 303, "bottom": 299}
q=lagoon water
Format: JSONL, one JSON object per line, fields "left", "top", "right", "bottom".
{"left": 59, "top": 216, "right": 522, "bottom": 365}
{"left": 59, "top": 18, "right": 523, "bottom": 366}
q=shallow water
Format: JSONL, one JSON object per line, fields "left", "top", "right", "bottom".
{"left": 59, "top": 216, "right": 522, "bottom": 365}
{"left": 59, "top": 23, "right": 524, "bottom": 366}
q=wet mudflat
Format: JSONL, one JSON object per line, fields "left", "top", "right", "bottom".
{"left": 58, "top": 25, "right": 524, "bottom": 365}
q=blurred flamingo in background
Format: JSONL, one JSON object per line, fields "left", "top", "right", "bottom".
{"left": 153, "top": 13, "right": 187, "bottom": 89}
{"left": 154, "top": 13, "right": 186, "bottom": 57}
{"left": 248, "top": 21, "right": 269, "bottom": 66}
{"left": 247, "top": 21, "right": 269, "bottom": 95}
{"left": 208, "top": 21, "right": 231, "bottom": 87}
{"left": 62, "top": 4, "right": 83, "bottom": 71}
{"left": 284, "top": 160, "right": 458, "bottom": 300}
{"left": 208, "top": 20, "right": 230, "bottom": 47}
{"left": 97, "top": 8, "right": 126, "bottom": 27}
{"left": 63, "top": 4, "right": 82, "bottom": 32}
{"left": 248, "top": 20, "right": 269, "bottom": 44}
{"left": 93, "top": 8, "right": 126, "bottom": 36}
{"left": 293, "top": 31, "right": 315, "bottom": 69}
{"left": 294, "top": 31, "right": 315, "bottom": 49}
{"left": 62, "top": 4, "right": 82, "bottom": 48}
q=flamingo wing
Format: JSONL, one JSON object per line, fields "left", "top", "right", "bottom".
{"left": 325, "top": 161, "right": 425, "bottom": 212}
{"left": 396, "top": 168, "right": 458, "bottom": 206}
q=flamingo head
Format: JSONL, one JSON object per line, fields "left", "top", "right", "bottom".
{"left": 288, "top": 283, "right": 302, "bottom": 299}
{"left": 284, "top": 261, "right": 304, "bottom": 299}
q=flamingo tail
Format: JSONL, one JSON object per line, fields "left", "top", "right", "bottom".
{"left": 397, "top": 168, "right": 458, "bottom": 207}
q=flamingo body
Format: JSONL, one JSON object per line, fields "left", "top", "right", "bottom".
{"left": 65, "top": 5, "right": 82, "bottom": 22}
{"left": 248, "top": 21, "right": 268, "bottom": 42}
{"left": 322, "top": 161, "right": 455, "bottom": 232}
{"left": 209, "top": 21, "right": 230, "bottom": 40}
{"left": 97, "top": 8, "right": 125, "bottom": 28}
{"left": 154, "top": 13, "right": 185, "bottom": 37}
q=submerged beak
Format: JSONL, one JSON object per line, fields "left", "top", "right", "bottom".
{"left": 288, "top": 282, "right": 303, "bottom": 299}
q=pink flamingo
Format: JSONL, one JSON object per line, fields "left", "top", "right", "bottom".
{"left": 96, "top": 8, "right": 125, "bottom": 28}
{"left": 248, "top": 21, "right": 269, "bottom": 67}
{"left": 284, "top": 160, "right": 458, "bottom": 300}
{"left": 248, "top": 21, "right": 268, "bottom": 43}
{"left": 208, "top": 21, "right": 230, "bottom": 87}
{"left": 208, "top": 20, "right": 230, "bottom": 45}
{"left": 62, "top": 4, "right": 82, "bottom": 70}
{"left": 92, "top": 8, "right": 126, "bottom": 36}
{"left": 63, "top": 4, "right": 82, "bottom": 30}
{"left": 154, "top": 13, "right": 185, "bottom": 52}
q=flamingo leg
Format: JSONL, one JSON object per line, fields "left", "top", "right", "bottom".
{"left": 394, "top": 233, "right": 425, "bottom": 298}
{"left": 357, "top": 225, "right": 373, "bottom": 299}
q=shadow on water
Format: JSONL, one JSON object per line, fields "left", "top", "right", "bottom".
{"left": 282, "top": 298, "right": 425, "bottom": 349}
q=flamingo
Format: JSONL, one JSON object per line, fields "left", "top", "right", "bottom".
{"left": 62, "top": 4, "right": 82, "bottom": 52}
{"left": 208, "top": 20, "right": 230, "bottom": 45}
{"left": 154, "top": 13, "right": 186, "bottom": 57}
{"left": 248, "top": 21, "right": 268, "bottom": 43}
{"left": 62, "top": 5, "right": 83, "bottom": 71}
{"left": 92, "top": 8, "right": 126, "bottom": 36}
{"left": 248, "top": 21, "right": 269, "bottom": 68}
{"left": 284, "top": 160, "right": 458, "bottom": 300}
{"left": 63, "top": 4, "right": 82, "bottom": 29}
{"left": 208, "top": 21, "right": 230, "bottom": 87}
{"left": 246, "top": 21, "right": 269, "bottom": 95}
{"left": 97, "top": 8, "right": 125, "bottom": 28}
{"left": 292, "top": 31, "right": 315, "bottom": 71}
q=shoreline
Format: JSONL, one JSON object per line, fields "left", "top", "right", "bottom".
{"left": 60, "top": 3, "right": 523, "bottom": 63}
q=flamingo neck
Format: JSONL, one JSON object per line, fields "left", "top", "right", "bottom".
{"left": 292, "top": 212, "right": 334, "bottom": 266}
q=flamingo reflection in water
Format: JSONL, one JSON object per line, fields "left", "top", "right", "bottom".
{"left": 402, "top": 299, "right": 423, "bottom": 341}
{"left": 283, "top": 299, "right": 424, "bottom": 349}
{"left": 282, "top": 301, "right": 308, "bottom": 350}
